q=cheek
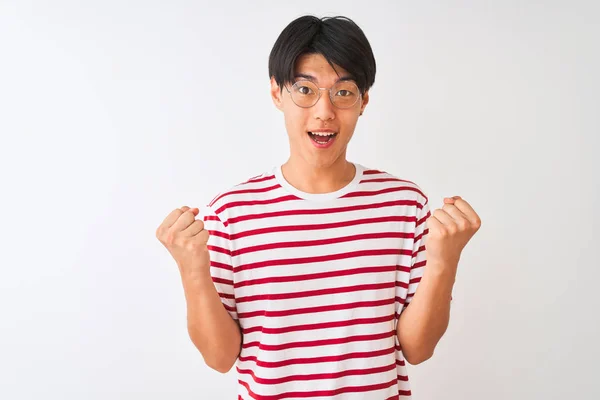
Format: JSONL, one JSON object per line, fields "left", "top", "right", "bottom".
{"left": 283, "top": 107, "right": 309, "bottom": 134}
{"left": 339, "top": 114, "right": 360, "bottom": 135}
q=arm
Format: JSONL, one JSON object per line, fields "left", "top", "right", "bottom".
{"left": 182, "top": 270, "right": 242, "bottom": 373}
{"left": 157, "top": 205, "right": 241, "bottom": 373}
{"left": 397, "top": 261, "right": 456, "bottom": 364}
{"left": 397, "top": 195, "right": 480, "bottom": 365}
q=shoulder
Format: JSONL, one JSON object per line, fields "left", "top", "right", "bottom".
{"left": 204, "top": 167, "right": 277, "bottom": 219}
{"left": 359, "top": 164, "right": 428, "bottom": 206}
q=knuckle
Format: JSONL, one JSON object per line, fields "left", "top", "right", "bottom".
{"left": 184, "top": 240, "right": 197, "bottom": 251}
{"left": 165, "top": 231, "right": 177, "bottom": 245}
{"left": 198, "top": 230, "right": 209, "bottom": 243}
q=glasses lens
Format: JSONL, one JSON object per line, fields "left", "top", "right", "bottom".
{"left": 289, "top": 81, "right": 361, "bottom": 108}
{"left": 330, "top": 81, "right": 360, "bottom": 108}
{"left": 290, "top": 81, "right": 319, "bottom": 107}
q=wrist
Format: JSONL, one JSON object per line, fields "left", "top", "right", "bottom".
{"left": 180, "top": 268, "right": 214, "bottom": 294}
{"left": 424, "top": 258, "right": 458, "bottom": 281}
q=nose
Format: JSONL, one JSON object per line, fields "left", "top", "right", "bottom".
{"left": 313, "top": 89, "right": 336, "bottom": 121}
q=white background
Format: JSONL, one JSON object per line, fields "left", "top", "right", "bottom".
{"left": 1, "top": 1, "right": 598, "bottom": 399}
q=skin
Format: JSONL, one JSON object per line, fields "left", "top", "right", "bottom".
{"left": 270, "top": 53, "right": 369, "bottom": 194}
{"left": 397, "top": 196, "right": 481, "bottom": 364}
{"left": 156, "top": 53, "right": 482, "bottom": 372}
{"left": 156, "top": 206, "right": 242, "bottom": 373}
{"left": 270, "top": 53, "right": 482, "bottom": 364}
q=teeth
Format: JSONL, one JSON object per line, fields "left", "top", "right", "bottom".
{"left": 310, "top": 132, "right": 336, "bottom": 136}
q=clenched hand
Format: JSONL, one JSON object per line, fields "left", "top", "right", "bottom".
{"left": 156, "top": 206, "right": 211, "bottom": 282}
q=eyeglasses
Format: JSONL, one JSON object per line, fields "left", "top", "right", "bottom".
{"left": 284, "top": 80, "right": 361, "bottom": 109}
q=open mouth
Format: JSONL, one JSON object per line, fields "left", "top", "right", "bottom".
{"left": 308, "top": 131, "right": 338, "bottom": 145}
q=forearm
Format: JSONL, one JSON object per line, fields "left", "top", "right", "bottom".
{"left": 397, "top": 260, "right": 456, "bottom": 364}
{"left": 182, "top": 272, "right": 242, "bottom": 373}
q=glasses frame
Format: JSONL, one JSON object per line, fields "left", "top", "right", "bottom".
{"left": 284, "top": 80, "right": 362, "bottom": 109}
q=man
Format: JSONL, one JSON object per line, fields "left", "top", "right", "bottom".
{"left": 157, "top": 15, "right": 481, "bottom": 399}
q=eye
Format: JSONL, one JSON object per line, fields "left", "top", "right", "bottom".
{"left": 297, "top": 85, "right": 314, "bottom": 95}
{"left": 336, "top": 89, "right": 352, "bottom": 97}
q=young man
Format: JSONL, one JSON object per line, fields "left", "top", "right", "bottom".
{"left": 157, "top": 15, "right": 481, "bottom": 399}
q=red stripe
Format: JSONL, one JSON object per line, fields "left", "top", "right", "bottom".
{"left": 222, "top": 303, "right": 236, "bottom": 312}
{"left": 394, "top": 297, "right": 407, "bottom": 306}
{"left": 238, "top": 298, "right": 395, "bottom": 319}
{"left": 242, "top": 314, "right": 395, "bottom": 335}
{"left": 215, "top": 195, "right": 300, "bottom": 214}
{"left": 237, "top": 362, "right": 397, "bottom": 385}
{"left": 233, "top": 231, "right": 413, "bottom": 256}
{"left": 238, "top": 346, "right": 395, "bottom": 368}
{"left": 207, "top": 229, "right": 229, "bottom": 240}
{"left": 397, "top": 265, "right": 411, "bottom": 273}
{"left": 235, "top": 265, "right": 398, "bottom": 288}
{"left": 239, "top": 377, "right": 398, "bottom": 399}
{"left": 242, "top": 330, "right": 395, "bottom": 351}
{"left": 362, "top": 177, "right": 415, "bottom": 184}
{"left": 409, "top": 277, "right": 421, "bottom": 285}
{"left": 246, "top": 175, "right": 275, "bottom": 184}
{"left": 207, "top": 244, "right": 232, "bottom": 257}
{"left": 209, "top": 184, "right": 281, "bottom": 206}
{"left": 343, "top": 186, "right": 425, "bottom": 199}
{"left": 235, "top": 249, "right": 413, "bottom": 273}
{"left": 237, "top": 282, "right": 396, "bottom": 304}
{"left": 203, "top": 215, "right": 221, "bottom": 222}
{"left": 411, "top": 260, "right": 426, "bottom": 270}
{"left": 211, "top": 276, "right": 233, "bottom": 286}
{"left": 363, "top": 169, "right": 385, "bottom": 175}
{"left": 417, "top": 214, "right": 430, "bottom": 227}
{"left": 395, "top": 281, "right": 409, "bottom": 289}
{"left": 210, "top": 261, "right": 232, "bottom": 271}
{"left": 208, "top": 174, "right": 276, "bottom": 208}
{"left": 227, "top": 199, "right": 419, "bottom": 225}
{"left": 231, "top": 216, "right": 416, "bottom": 240}
{"left": 412, "top": 245, "right": 426, "bottom": 258}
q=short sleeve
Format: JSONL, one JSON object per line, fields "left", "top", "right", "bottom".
{"left": 404, "top": 198, "right": 430, "bottom": 311}
{"left": 202, "top": 205, "right": 238, "bottom": 321}
{"left": 395, "top": 195, "right": 431, "bottom": 319}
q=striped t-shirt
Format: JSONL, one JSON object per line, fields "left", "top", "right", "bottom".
{"left": 202, "top": 162, "right": 430, "bottom": 400}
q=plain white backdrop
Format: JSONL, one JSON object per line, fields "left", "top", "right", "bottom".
{"left": 1, "top": 1, "right": 598, "bottom": 399}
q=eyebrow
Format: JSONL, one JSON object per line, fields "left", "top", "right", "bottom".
{"left": 293, "top": 73, "right": 356, "bottom": 83}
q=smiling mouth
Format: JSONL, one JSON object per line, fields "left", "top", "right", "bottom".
{"left": 308, "top": 132, "right": 338, "bottom": 144}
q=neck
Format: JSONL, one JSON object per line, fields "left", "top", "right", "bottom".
{"left": 281, "top": 156, "right": 356, "bottom": 194}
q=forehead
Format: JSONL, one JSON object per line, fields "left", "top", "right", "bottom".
{"left": 293, "top": 53, "right": 353, "bottom": 83}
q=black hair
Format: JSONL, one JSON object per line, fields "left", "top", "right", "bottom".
{"left": 268, "top": 15, "right": 376, "bottom": 95}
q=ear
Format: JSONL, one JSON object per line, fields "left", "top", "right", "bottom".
{"left": 270, "top": 77, "right": 284, "bottom": 111}
{"left": 359, "top": 91, "right": 370, "bottom": 116}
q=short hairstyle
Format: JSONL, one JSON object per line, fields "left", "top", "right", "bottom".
{"left": 268, "top": 15, "right": 376, "bottom": 95}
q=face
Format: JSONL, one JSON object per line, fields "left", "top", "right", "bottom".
{"left": 270, "top": 53, "right": 369, "bottom": 169}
